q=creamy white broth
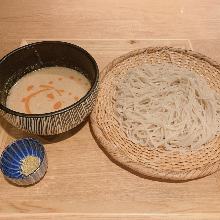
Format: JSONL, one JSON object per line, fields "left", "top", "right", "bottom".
{"left": 6, "top": 67, "right": 91, "bottom": 114}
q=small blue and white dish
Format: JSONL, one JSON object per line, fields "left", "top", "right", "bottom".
{"left": 0, "top": 138, "right": 47, "bottom": 186}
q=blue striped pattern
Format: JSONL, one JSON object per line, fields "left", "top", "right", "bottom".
{"left": 0, "top": 138, "right": 46, "bottom": 185}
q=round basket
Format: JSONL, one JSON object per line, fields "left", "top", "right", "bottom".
{"left": 90, "top": 47, "right": 220, "bottom": 181}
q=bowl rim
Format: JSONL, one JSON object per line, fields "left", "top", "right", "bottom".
{"left": 0, "top": 137, "right": 46, "bottom": 179}
{"left": 0, "top": 41, "right": 99, "bottom": 118}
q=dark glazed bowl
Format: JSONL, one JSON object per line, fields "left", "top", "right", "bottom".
{"left": 0, "top": 41, "right": 99, "bottom": 135}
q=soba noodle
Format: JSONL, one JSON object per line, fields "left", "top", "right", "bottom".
{"left": 115, "top": 63, "right": 220, "bottom": 151}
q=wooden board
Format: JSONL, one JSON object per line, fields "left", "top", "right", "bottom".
{"left": 1, "top": 39, "right": 220, "bottom": 220}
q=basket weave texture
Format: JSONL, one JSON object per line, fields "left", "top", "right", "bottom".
{"left": 90, "top": 47, "right": 220, "bottom": 180}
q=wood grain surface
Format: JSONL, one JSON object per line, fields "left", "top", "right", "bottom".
{"left": 0, "top": 0, "right": 220, "bottom": 219}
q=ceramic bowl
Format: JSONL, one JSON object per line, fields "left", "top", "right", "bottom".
{"left": 0, "top": 138, "right": 47, "bottom": 186}
{"left": 0, "top": 41, "right": 99, "bottom": 135}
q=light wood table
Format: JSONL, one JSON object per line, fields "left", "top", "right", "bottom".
{"left": 0, "top": 1, "right": 220, "bottom": 219}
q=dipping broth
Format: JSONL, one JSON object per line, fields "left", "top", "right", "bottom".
{"left": 6, "top": 67, "right": 91, "bottom": 114}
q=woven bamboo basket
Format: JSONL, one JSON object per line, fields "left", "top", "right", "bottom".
{"left": 90, "top": 47, "right": 220, "bottom": 181}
